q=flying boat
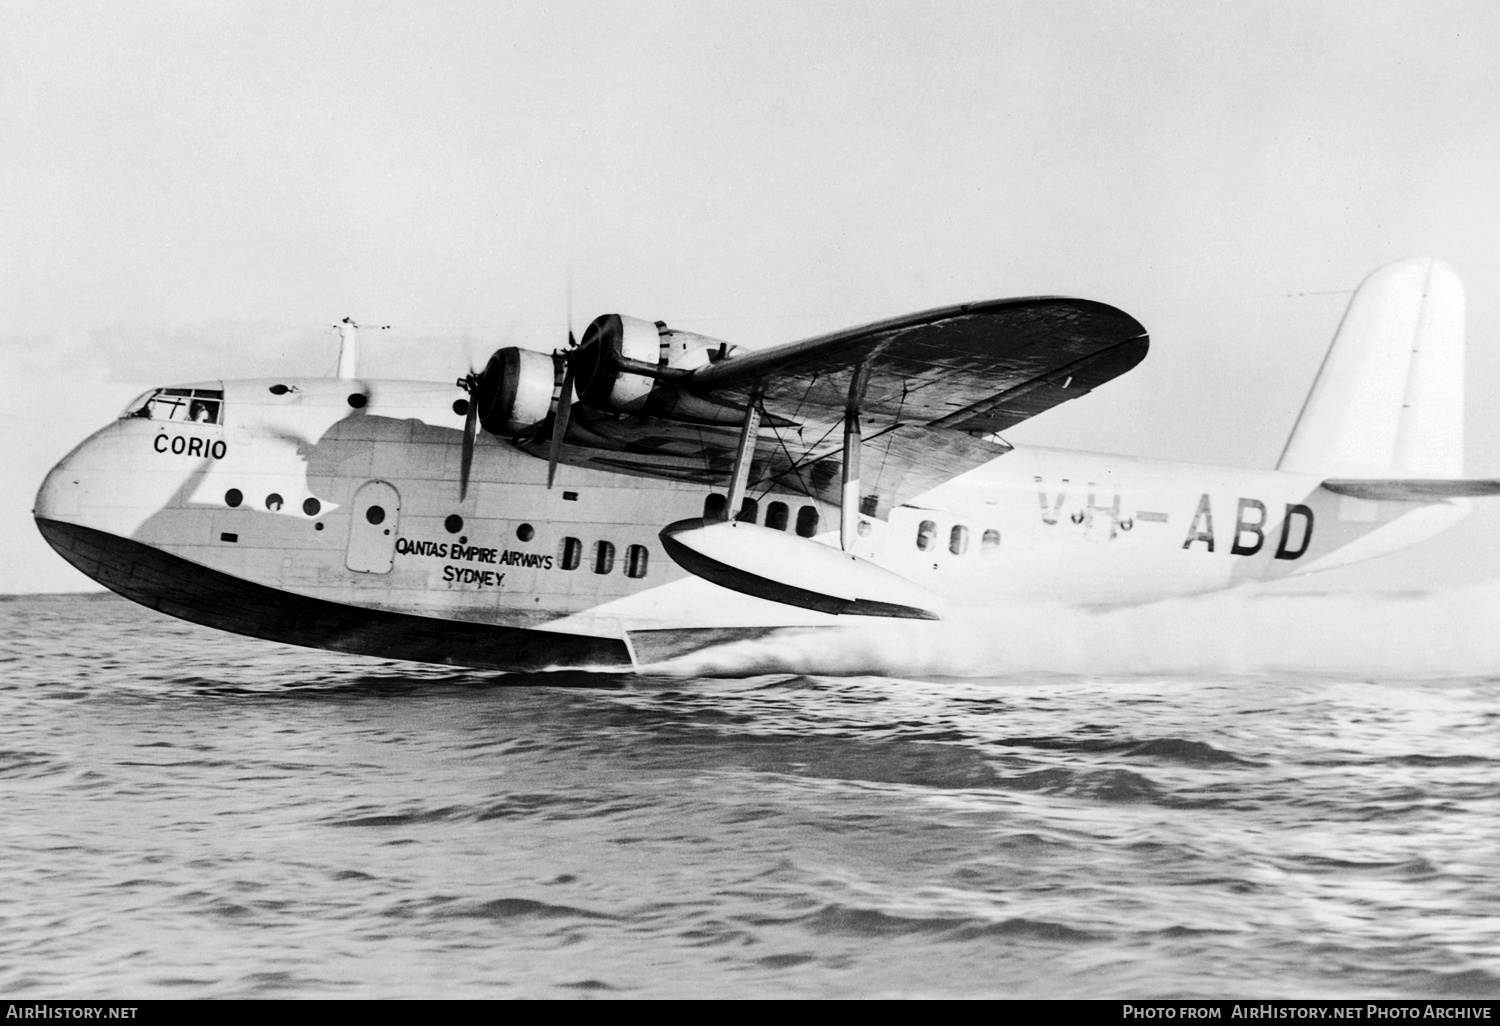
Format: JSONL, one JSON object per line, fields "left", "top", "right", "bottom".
{"left": 34, "top": 258, "right": 1500, "bottom": 671}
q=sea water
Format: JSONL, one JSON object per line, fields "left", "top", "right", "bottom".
{"left": 2, "top": 592, "right": 1498, "bottom": 998}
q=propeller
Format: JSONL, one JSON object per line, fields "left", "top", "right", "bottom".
{"left": 546, "top": 282, "right": 579, "bottom": 489}
{"left": 546, "top": 331, "right": 577, "bottom": 489}
{"left": 458, "top": 368, "right": 480, "bottom": 502}
{"left": 457, "top": 284, "right": 587, "bottom": 496}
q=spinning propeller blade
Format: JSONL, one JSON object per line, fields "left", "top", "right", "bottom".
{"left": 457, "top": 365, "right": 480, "bottom": 502}
{"left": 546, "top": 334, "right": 577, "bottom": 490}
{"left": 460, "top": 390, "right": 478, "bottom": 501}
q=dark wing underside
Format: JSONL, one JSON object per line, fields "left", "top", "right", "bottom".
{"left": 1322, "top": 479, "right": 1500, "bottom": 500}
{"left": 517, "top": 297, "right": 1148, "bottom": 512}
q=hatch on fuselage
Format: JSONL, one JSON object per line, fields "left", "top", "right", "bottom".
{"left": 346, "top": 481, "right": 401, "bottom": 574}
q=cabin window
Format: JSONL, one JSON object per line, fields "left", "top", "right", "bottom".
{"left": 224, "top": 489, "right": 242, "bottom": 508}
{"left": 765, "top": 501, "right": 789, "bottom": 531}
{"left": 364, "top": 504, "right": 384, "bottom": 524}
{"left": 704, "top": 493, "right": 727, "bottom": 519}
{"left": 303, "top": 497, "right": 322, "bottom": 517}
{"left": 593, "top": 541, "right": 615, "bottom": 575}
{"left": 950, "top": 524, "right": 969, "bottom": 556}
{"left": 625, "top": 544, "right": 649, "bottom": 579}
{"left": 266, "top": 493, "right": 285, "bottom": 512}
{"left": 559, "top": 536, "right": 582, "bottom": 571}
{"left": 916, "top": 520, "right": 936, "bottom": 551}
{"left": 982, "top": 529, "right": 1001, "bottom": 557}
{"left": 796, "top": 506, "right": 820, "bottom": 538}
{"left": 123, "top": 387, "right": 223, "bottom": 424}
{"left": 445, "top": 514, "right": 464, "bottom": 534}
{"left": 516, "top": 523, "right": 535, "bottom": 542}
{"left": 736, "top": 497, "right": 759, "bottom": 523}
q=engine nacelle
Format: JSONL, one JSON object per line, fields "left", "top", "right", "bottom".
{"left": 573, "top": 314, "right": 661, "bottom": 413}
{"left": 659, "top": 326, "right": 740, "bottom": 372}
{"left": 472, "top": 346, "right": 558, "bottom": 437}
{"left": 572, "top": 314, "right": 740, "bottom": 415}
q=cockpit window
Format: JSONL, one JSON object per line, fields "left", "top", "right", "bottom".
{"left": 123, "top": 388, "right": 224, "bottom": 424}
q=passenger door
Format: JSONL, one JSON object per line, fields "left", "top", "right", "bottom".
{"left": 346, "top": 481, "right": 401, "bottom": 573}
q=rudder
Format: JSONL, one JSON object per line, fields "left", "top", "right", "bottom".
{"left": 1278, "top": 257, "right": 1464, "bottom": 478}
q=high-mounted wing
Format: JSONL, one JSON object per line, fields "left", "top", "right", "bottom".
{"left": 517, "top": 297, "right": 1148, "bottom": 513}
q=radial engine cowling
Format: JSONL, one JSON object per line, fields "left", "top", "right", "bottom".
{"left": 472, "top": 346, "right": 559, "bottom": 437}
{"left": 573, "top": 314, "right": 664, "bottom": 413}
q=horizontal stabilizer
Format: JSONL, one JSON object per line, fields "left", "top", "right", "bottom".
{"left": 1322, "top": 478, "right": 1500, "bottom": 501}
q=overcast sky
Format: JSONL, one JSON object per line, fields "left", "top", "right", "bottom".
{"left": 6, "top": 0, "right": 1500, "bottom": 593}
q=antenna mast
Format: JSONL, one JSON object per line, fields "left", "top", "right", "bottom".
{"left": 336, "top": 317, "right": 359, "bottom": 380}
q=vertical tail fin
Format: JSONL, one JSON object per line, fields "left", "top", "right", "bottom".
{"left": 1278, "top": 257, "right": 1464, "bottom": 478}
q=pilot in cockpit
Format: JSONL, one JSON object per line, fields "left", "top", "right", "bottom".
{"left": 123, "top": 388, "right": 223, "bottom": 424}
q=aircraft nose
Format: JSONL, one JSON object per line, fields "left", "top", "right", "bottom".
{"left": 34, "top": 451, "right": 90, "bottom": 523}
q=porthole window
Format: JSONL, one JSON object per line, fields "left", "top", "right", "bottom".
{"left": 982, "top": 528, "right": 1001, "bottom": 557}
{"left": 516, "top": 523, "right": 535, "bottom": 542}
{"left": 703, "top": 493, "right": 727, "bottom": 519}
{"left": 266, "top": 493, "right": 284, "bottom": 512}
{"left": 796, "top": 505, "right": 820, "bottom": 538}
{"left": 366, "top": 505, "right": 385, "bottom": 525}
{"left": 916, "top": 520, "right": 936, "bottom": 551}
{"left": 559, "top": 537, "right": 582, "bottom": 571}
{"left": 347, "top": 393, "right": 368, "bottom": 409}
{"left": 452, "top": 399, "right": 469, "bottom": 416}
{"left": 950, "top": 524, "right": 969, "bottom": 556}
{"left": 445, "top": 514, "right": 464, "bottom": 534}
{"left": 735, "top": 497, "right": 759, "bottom": 524}
{"left": 224, "top": 488, "right": 243, "bottom": 508}
{"left": 303, "top": 497, "right": 322, "bottom": 517}
{"left": 765, "top": 501, "right": 789, "bottom": 531}
{"left": 625, "top": 544, "right": 649, "bottom": 579}
{"left": 592, "top": 541, "right": 616, "bottom": 575}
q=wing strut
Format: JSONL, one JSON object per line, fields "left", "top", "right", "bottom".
{"left": 841, "top": 409, "right": 861, "bottom": 550}
{"left": 841, "top": 361, "right": 871, "bottom": 551}
{"left": 724, "top": 396, "right": 762, "bottom": 521}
